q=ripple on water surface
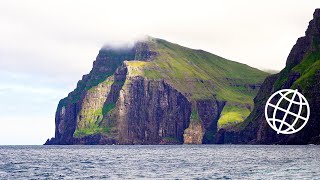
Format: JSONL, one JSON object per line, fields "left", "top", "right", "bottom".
{"left": 0, "top": 145, "right": 319, "bottom": 179}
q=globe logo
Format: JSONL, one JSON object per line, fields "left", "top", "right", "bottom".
{"left": 265, "top": 89, "right": 310, "bottom": 134}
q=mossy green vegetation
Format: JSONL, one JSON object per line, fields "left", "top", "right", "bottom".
{"left": 218, "top": 105, "right": 251, "bottom": 129}
{"left": 273, "top": 67, "right": 291, "bottom": 90}
{"left": 125, "top": 61, "right": 148, "bottom": 76}
{"left": 74, "top": 101, "right": 117, "bottom": 138}
{"left": 292, "top": 50, "right": 320, "bottom": 90}
{"left": 73, "top": 76, "right": 119, "bottom": 138}
{"left": 74, "top": 107, "right": 114, "bottom": 138}
{"left": 190, "top": 109, "right": 201, "bottom": 122}
{"left": 74, "top": 126, "right": 111, "bottom": 138}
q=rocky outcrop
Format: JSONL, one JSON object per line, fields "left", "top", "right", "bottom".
{"left": 183, "top": 121, "right": 204, "bottom": 144}
{"left": 46, "top": 42, "right": 152, "bottom": 145}
{"left": 45, "top": 37, "right": 266, "bottom": 145}
{"left": 217, "top": 9, "right": 320, "bottom": 145}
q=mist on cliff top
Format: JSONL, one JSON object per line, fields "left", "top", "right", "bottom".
{"left": 101, "top": 35, "right": 148, "bottom": 51}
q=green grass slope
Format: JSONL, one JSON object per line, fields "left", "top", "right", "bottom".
{"left": 128, "top": 37, "right": 269, "bottom": 127}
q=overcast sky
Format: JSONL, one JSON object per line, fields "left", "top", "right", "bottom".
{"left": 0, "top": 0, "right": 318, "bottom": 145}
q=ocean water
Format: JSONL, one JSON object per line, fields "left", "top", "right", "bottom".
{"left": 0, "top": 145, "right": 319, "bottom": 179}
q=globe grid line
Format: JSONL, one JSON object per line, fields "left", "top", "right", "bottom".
{"left": 287, "top": 90, "right": 304, "bottom": 132}
{"left": 267, "top": 119, "right": 293, "bottom": 131}
{"left": 267, "top": 103, "right": 308, "bottom": 121}
{"left": 265, "top": 89, "right": 310, "bottom": 135}
{"left": 276, "top": 89, "right": 297, "bottom": 134}
{"left": 271, "top": 90, "right": 292, "bottom": 129}
{"left": 278, "top": 92, "right": 308, "bottom": 105}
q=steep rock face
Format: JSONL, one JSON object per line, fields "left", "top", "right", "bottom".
{"left": 46, "top": 42, "right": 154, "bottom": 145}
{"left": 45, "top": 37, "right": 268, "bottom": 145}
{"left": 218, "top": 9, "right": 320, "bottom": 145}
{"left": 183, "top": 99, "right": 225, "bottom": 144}
{"left": 198, "top": 100, "right": 226, "bottom": 143}
{"left": 116, "top": 75, "right": 191, "bottom": 144}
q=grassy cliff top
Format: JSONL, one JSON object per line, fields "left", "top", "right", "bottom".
{"left": 127, "top": 37, "right": 269, "bottom": 104}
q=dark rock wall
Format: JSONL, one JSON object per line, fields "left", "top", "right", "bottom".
{"left": 117, "top": 76, "right": 191, "bottom": 144}
{"left": 197, "top": 99, "right": 225, "bottom": 144}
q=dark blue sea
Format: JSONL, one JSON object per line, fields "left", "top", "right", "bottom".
{"left": 0, "top": 145, "right": 319, "bottom": 179}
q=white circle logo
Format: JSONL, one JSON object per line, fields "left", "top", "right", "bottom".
{"left": 265, "top": 89, "right": 310, "bottom": 134}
